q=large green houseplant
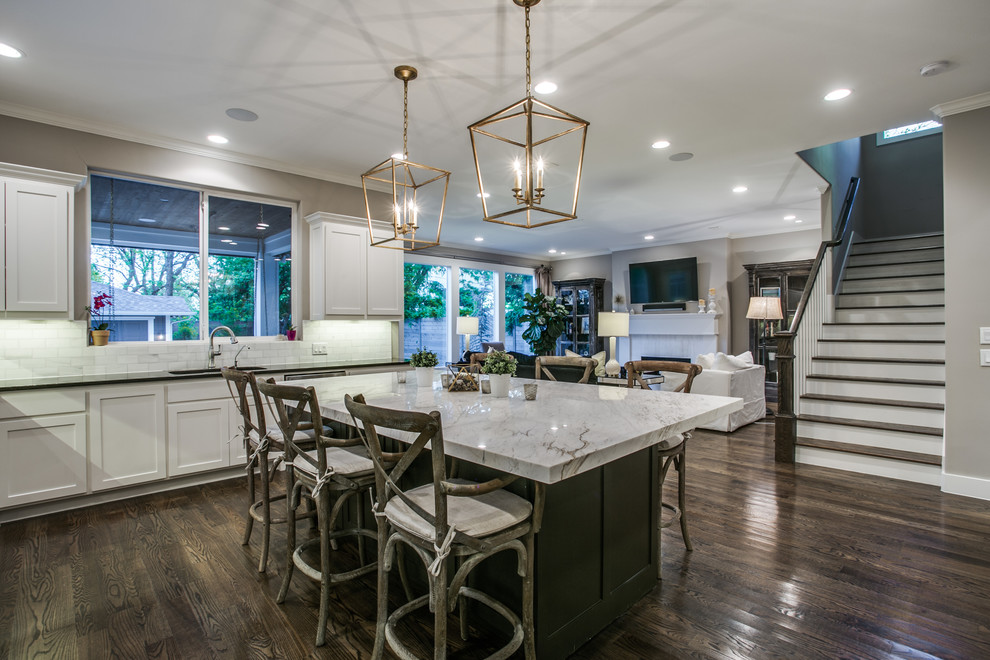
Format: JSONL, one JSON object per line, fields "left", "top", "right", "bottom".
{"left": 520, "top": 289, "right": 569, "bottom": 356}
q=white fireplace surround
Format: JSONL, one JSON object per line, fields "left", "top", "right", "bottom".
{"left": 615, "top": 313, "right": 719, "bottom": 364}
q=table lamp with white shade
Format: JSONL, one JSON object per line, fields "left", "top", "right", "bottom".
{"left": 456, "top": 316, "right": 479, "bottom": 357}
{"left": 746, "top": 296, "right": 784, "bottom": 337}
{"left": 598, "top": 311, "right": 630, "bottom": 377}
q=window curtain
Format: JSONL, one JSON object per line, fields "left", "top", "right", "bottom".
{"left": 535, "top": 264, "right": 554, "bottom": 297}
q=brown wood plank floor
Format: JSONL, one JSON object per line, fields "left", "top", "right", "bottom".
{"left": 2, "top": 419, "right": 989, "bottom": 659}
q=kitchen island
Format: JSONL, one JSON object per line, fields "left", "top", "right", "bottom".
{"left": 294, "top": 372, "right": 742, "bottom": 659}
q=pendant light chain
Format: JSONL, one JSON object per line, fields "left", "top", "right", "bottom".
{"left": 403, "top": 77, "right": 409, "bottom": 159}
{"left": 525, "top": 4, "right": 532, "bottom": 97}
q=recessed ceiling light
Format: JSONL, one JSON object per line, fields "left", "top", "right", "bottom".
{"left": 228, "top": 241, "right": 238, "bottom": 245}
{"left": 784, "top": 215, "right": 796, "bottom": 220}
{"left": 548, "top": 249, "right": 557, "bottom": 254}
{"left": 669, "top": 152, "right": 693, "bottom": 162}
{"left": 217, "top": 226, "right": 230, "bottom": 231}
{"left": 644, "top": 235, "right": 655, "bottom": 240}
{"left": 221, "top": 239, "right": 232, "bottom": 243}
{"left": 0, "top": 42, "right": 24, "bottom": 58}
{"left": 474, "top": 236, "right": 484, "bottom": 242}
{"left": 732, "top": 185, "right": 748, "bottom": 193}
{"left": 256, "top": 226, "right": 267, "bottom": 231}
{"left": 824, "top": 88, "right": 852, "bottom": 101}
{"left": 559, "top": 252, "right": 566, "bottom": 255}
{"left": 476, "top": 192, "right": 490, "bottom": 198}
{"left": 795, "top": 219, "right": 803, "bottom": 223}
{"left": 257, "top": 223, "right": 269, "bottom": 228}
{"left": 391, "top": 152, "right": 405, "bottom": 160}
{"left": 225, "top": 107, "right": 258, "bottom": 122}
{"left": 534, "top": 81, "right": 557, "bottom": 94}
{"left": 920, "top": 61, "right": 951, "bottom": 77}
{"left": 651, "top": 140, "right": 671, "bottom": 149}
{"left": 207, "top": 134, "right": 229, "bottom": 144}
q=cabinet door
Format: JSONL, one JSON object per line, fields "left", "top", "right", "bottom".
{"left": 367, "top": 243, "right": 403, "bottom": 316}
{"left": 89, "top": 386, "right": 166, "bottom": 490}
{"left": 0, "top": 413, "right": 87, "bottom": 508}
{"left": 167, "top": 399, "right": 232, "bottom": 476}
{"left": 324, "top": 223, "right": 368, "bottom": 315}
{"left": 3, "top": 179, "right": 70, "bottom": 312}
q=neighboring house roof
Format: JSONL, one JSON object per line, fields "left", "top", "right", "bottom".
{"left": 92, "top": 282, "right": 193, "bottom": 317}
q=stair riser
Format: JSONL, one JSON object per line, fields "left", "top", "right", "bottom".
{"left": 800, "top": 399, "right": 943, "bottom": 427}
{"left": 837, "top": 291, "right": 944, "bottom": 307}
{"left": 847, "top": 248, "right": 943, "bottom": 266}
{"left": 805, "top": 379, "right": 945, "bottom": 403}
{"left": 811, "top": 360, "right": 945, "bottom": 380}
{"left": 851, "top": 236, "right": 943, "bottom": 254}
{"left": 821, "top": 324, "right": 945, "bottom": 341}
{"left": 797, "top": 420, "right": 944, "bottom": 454}
{"left": 795, "top": 447, "right": 941, "bottom": 486}
{"left": 834, "top": 307, "right": 944, "bottom": 323}
{"left": 815, "top": 341, "right": 945, "bottom": 360}
{"left": 840, "top": 275, "right": 944, "bottom": 293}
{"left": 844, "top": 262, "right": 944, "bottom": 279}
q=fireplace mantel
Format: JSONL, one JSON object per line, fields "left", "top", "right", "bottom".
{"left": 616, "top": 312, "right": 719, "bottom": 363}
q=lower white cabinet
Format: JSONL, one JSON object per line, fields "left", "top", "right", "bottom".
{"left": 0, "top": 412, "right": 88, "bottom": 508}
{"left": 167, "top": 399, "right": 233, "bottom": 476}
{"left": 89, "top": 385, "right": 167, "bottom": 491}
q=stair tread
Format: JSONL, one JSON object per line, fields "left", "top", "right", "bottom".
{"left": 853, "top": 232, "right": 943, "bottom": 244}
{"left": 795, "top": 436, "right": 942, "bottom": 466}
{"left": 845, "top": 258, "right": 944, "bottom": 268}
{"left": 842, "top": 274, "right": 943, "bottom": 281}
{"left": 849, "top": 245, "right": 944, "bottom": 256}
{"left": 798, "top": 413, "right": 943, "bottom": 436}
{"left": 838, "top": 288, "right": 944, "bottom": 295}
{"left": 817, "top": 338, "right": 944, "bottom": 344}
{"left": 801, "top": 392, "right": 944, "bottom": 410}
{"left": 811, "top": 356, "right": 944, "bottom": 364}
{"left": 806, "top": 374, "right": 945, "bottom": 387}
{"left": 823, "top": 322, "right": 945, "bottom": 326}
{"left": 835, "top": 303, "right": 944, "bottom": 310}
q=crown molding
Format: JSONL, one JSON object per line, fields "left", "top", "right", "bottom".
{"left": 931, "top": 91, "right": 990, "bottom": 119}
{"left": 0, "top": 101, "right": 362, "bottom": 189}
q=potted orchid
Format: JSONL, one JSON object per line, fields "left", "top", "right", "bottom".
{"left": 86, "top": 292, "right": 113, "bottom": 346}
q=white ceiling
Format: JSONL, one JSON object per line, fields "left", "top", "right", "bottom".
{"left": 2, "top": 0, "right": 989, "bottom": 259}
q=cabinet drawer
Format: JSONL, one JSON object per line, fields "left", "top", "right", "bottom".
{"left": 0, "top": 389, "right": 86, "bottom": 420}
{"left": 166, "top": 378, "right": 232, "bottom": 403}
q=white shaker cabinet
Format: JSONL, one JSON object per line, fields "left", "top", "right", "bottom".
{"left": 88, "top": 385, "right": 167, "bottom": 490}
{"left": 0, "top": 389, "right": 87, "bottom": 508}
{"left": 307, "top": 213, "right": 403, "bottom": 319}
{"left": 165, "top": 378, "right": 238, "bottom": 476}
{"left": 0, "top": 163, "right": 85, "bottom": 315}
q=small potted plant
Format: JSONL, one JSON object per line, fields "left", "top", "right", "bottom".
{"left": 285, "top": 325, "right": 297, "bottom": 341}
{"left": 86, "top": 292, "right": 113, "bottom": 346}
{"left": 410, "top": 347, "right": 439, "bottom": 388}
{"left": 480, "top": 350, "right": 517, "bottom": 398}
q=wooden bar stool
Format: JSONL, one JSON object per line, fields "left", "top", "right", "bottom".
{"left": 624, "top": 359, "right": 702, "bottom": 579}
{"left": 345, "top": 393, "right": 543, "bottom": 660}
{"left": 534, "top": 355, "right": 598, "bottom": 383}
{"left": 256, "top": 380, "right": 377, "bottom": 647}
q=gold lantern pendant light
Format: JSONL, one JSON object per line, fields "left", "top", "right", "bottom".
{"left": 362, "top": 65, "right": 451, "bottom": 251}
{"left": 468, "top": 0, "right": 590, "bottom": 229}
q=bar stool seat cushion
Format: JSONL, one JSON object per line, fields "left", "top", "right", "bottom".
{"left": 385, "top": 478, "right": 533, "bottom": 539}
{"left": 292, "top": 446, "right": 375, "bottom": 478}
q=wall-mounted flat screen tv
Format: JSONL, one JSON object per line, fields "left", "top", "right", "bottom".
{"left": 628, "top": 257, "right": 699, "bottom": 304}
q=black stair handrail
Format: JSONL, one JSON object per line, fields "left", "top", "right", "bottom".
{"left": 773, "top": 177, "right": 860, "bottom": 463}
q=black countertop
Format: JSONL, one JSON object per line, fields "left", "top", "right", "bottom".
{"left": 0, "top": 359, "right": 410, "bottom": 393}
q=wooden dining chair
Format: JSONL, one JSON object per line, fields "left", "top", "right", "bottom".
{"left": 344, "top": 393, "right": 544, "bottom": 660}
{"left": 624, "top": 360, "right": 703, "bottom": 579}
{"left": 256, "top": 379, "right": 378, "bottom": 647}
{"left": 534, "top": 355, "right": 598, "bottom": 383}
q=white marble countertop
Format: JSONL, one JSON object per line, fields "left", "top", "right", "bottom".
{"left": 296, "top": 372, "right": 743, "bottom": 484}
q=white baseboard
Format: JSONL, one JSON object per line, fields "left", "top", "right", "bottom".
{"left": 941, "top": 471, "right": 990, "bottom": 502}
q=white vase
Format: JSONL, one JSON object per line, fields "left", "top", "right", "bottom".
{"left": 416, "top": 366, "right": 434, "bottom": 388}
{"left": 489, "top": 373, "right": 511, "bottom": 398}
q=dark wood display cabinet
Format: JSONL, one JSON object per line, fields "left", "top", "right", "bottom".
{"left": 743, "top": 259, "right": 813, "bottom": 389}
{"left": 553, "top": 278, "right": 605, "bottom": 357}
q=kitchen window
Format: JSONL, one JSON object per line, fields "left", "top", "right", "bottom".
{"left": 90, "top": 174, "right": 293, "bottom": 341}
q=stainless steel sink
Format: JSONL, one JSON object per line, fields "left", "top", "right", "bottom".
{"left": 168, "top": 366, "right": 267, "bottom": 375}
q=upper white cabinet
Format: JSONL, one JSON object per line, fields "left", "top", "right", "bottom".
{"left": 0, "top": 163, "right": 85, "bottom": 316}
{"left": 306, "top": 213, "right": 403, "bottom": 319}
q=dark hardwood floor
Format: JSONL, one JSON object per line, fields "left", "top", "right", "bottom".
{"left": 2, "top": 418, "right": 989, "bottom": 659}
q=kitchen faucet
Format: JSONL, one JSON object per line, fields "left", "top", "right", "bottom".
{"left": 208, "top": 325, "right": 238, "bottom": 368}
{"left": 233, "top": 344, "right": 251, "bottom": 368}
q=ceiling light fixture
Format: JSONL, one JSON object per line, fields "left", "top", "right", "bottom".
{"left": 218, "top": 226, "right": 230, "bottom": 231}
{"left": 468, "top": 0, "right": 589, "bottom": 229}
{"left": 784, "top": 215, "right": 796, "bottom": 220}
{"left": 534, "top": 81, "right": 557, "bottom": 94}
{"left": 0, "top": 42, "right": 23, "bottom": 58}
{"left": 225, "top": 108, "right": 258, "bottom": 122}
{"left": 138, "top": 218, "right": 156, "bottom": 223}
{"left": 651, "top": 140, "right": 671, "bottom": 149}
{"left": 824, "top": 88, "right": 852, "bottom": 101}
{"left": 732, "top": 185, "right": 748, "bottom": 193}
{"left": 548, "top": 248, "right": 557, "bottom": 254}
{"left": 644, "top": 235, "right": 655, "bottom": 240}
{"left": 474, "top": 236, "right": 484, "bottom": 242}
{"left": 362, "top": 65, "right": 450, "bottom": 252}
{"left": 207, "top": 134, "right": 229, "bottom": 144}
{"left": 795, "top": 219, "right": 803, "bottom": 223}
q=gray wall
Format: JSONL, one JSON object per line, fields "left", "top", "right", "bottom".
{"left": 941, "top": 103, "right": 990, "bottom": 498}
{"left": 0, "top": 114, "right": 384, "bottom": 322}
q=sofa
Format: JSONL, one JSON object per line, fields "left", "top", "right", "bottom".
{"left": 466, "top": 351, "right": 600, "bottom": 384}
{"left": 660, "top": 354, "right": 767, "bottom": 432}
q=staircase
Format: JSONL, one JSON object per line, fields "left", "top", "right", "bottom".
{"left": 795, "top": 233, "right": 944, "bottom": 486}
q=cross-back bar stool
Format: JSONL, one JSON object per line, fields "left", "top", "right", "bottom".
{"left": 624, "top": 359, "right": 702, "bottom": 579}
{"left": 345, "top": 393, "right": 544, "bottom": 660}
{"left": 534, "top": 355, "right": 598, "bottom": 383}
{"left": 256, "top": 379, "right": 378, "bottom": 647}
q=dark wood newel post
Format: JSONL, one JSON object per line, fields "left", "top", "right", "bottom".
{"left": 774, "top": 331, "right": 796, "bottom": 463}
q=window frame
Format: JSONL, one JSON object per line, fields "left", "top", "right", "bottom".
{"left": 88, "top": 171, "right": 300, "bottom": 343}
